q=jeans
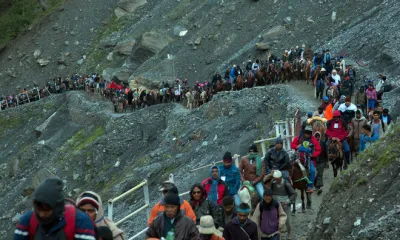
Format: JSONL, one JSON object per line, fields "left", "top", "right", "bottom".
{"left": 261, "top": 234, "right": 280, "bottom": 240}
{"left": 233, "top": 194, "right": 241, "bottom": 207}
{"left": 255, "top": 182, "right": 265, "bottom": 199}
{"left": 307, "top": 161, "right": 316, "bottom": 189}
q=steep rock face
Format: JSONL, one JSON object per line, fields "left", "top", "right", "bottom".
{"left": 310, "top": 124, "right": 400, "bottom": 240}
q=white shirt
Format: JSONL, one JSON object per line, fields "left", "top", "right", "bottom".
{"left": 331, "top": 74, "right": 341, "bottom": 86}
{"left": 338, "top": 103, "right": 357, "bottom": 113}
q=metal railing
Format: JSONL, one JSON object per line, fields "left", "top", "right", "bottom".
{"left": 108, "top": 179, "right": 150, "bottom": 226}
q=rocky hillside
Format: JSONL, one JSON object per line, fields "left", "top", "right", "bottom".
{"left": 1, "top": 0, "right": 400, "bottom": 94}
{"left": 0, "top": 85, "right": 313, "bottom": 238}
{"left": 310, "top": 123, "right": 400, "bottom": 240}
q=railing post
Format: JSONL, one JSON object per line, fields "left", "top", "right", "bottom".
{"left": 234, "top": 154, "right": 240, "bottom": 168}
{"left": 143, "top": 179, "right": 150, "bottom": 219}
{"left": 108, "top": 200, "right": 113, "bottom": 221}
{"left": 285, "top": 119, "right": 290, "bottom": 150}
{"left": 275, "top": 123, "right": 280, "bottom": 138}
{"left": 261, "top": 142, "right": 267, "bottom": 157}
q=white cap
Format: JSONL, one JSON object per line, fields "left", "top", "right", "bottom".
{"left": 273, "top": 170, "right": 282, "bottom": 178}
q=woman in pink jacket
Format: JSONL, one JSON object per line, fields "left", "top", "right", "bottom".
{"left": 366, "top": 84, "right": 377, "bottom": 113}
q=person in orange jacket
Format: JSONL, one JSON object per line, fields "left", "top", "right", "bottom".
{"left": 147, "top": 182, "right": 196, "bottom": 226}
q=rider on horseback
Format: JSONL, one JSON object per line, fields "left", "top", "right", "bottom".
{"left": 326, "top": 110, "right": 351, "bottom": 169}
{"left": 290, "top": 125, "right": 321, "bottom": 193}
{"left": 264, "top": 138, "right": 291, "bottom": 180}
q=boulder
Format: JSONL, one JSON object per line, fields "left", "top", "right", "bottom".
{"left": 99, "top": 32, "right": 122, "bottom": 49}
{"left": 102, "top": 68, "right": 117, "bottom": 81}
{"left": 262, "top": 25, "right": 286, "bottom": 40}
{"left": 131, "top": 31, "right": 168, "bottom": 64}
{"left": 113, "top": 68, "right": 134, "bottom": 83}
{"left": 129, "top": 75, "right": 162, "bottom": 91}
{"left": 115, "top": 37, "right": 136, "bottom": 55}
{"left": 8, "top": 158, "right": 19, "bottom": 178}
{"left": 255, "top": 42, "right": 271, "bottom": 51}
{"left": 37, "top": 59, "right": 50, "bottom": 66}
{"left": 117, "top": 0, "right": 147, "bottom": 13}
{"left": 33, "top": 49, "right": 41, "bottom": 59}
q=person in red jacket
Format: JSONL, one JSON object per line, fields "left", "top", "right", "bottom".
{"left": 326, "top": 110, "right": 351, "bottom": 169}
{"left": 202, "top": 166, "right": 229, "bottom": 206}
{"left": 291, "top": 125, "right": 321, "bottom": 193}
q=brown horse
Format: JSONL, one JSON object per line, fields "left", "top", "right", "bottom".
{"left": 235, "top": 75, "right": 244, "bottom": 90}
{"left": 289, "top": 160, "right": 311, "bottom": 212}
{"left": 282, "top": 61, "right": 294, "bottom": 83}
{"left": 245, "top": 71, "right": 255, "bottom": 88}
{"left": 256, "top": 66, "right": 266, "bottom": 86}
{"left": 215, "top": 80, "right": 223, "bottom": 93}
{"left": 327, "top": 139, "right": 343, "bottom": 177}
{"left": 267, "top": 63, "right": 276, "bottom": 84}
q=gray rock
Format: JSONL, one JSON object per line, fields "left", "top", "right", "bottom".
{"left": 194, "top": 36, "right": 202, "bottom": 45}
{"left": 32, "top": 168, "right": 57, "bottom": 189}
{"left": 130, "top": 31, "right": 168, "bottom": 64}
{"left": 57, "top": 55, "right": 66, "bottom": 65}
{"left": 6, "top": 68, "right": 16, "bottom": 78}
{"left": 255, "top": 42, "right": 271, "bottom": 51}
{"left": 113, "top": 68, "right": 134, "bottom": 83}
{"left": 76, "top": 59, "right": 84, "bottom": 65}
{"left": 52, "top": 23, "right": 59, "bottom": 31}
{"left": 262, "top": 25, "right": 286, "bottom": 40}
{"left": 73, "top": 173, "right": 80, "bottom": 180}
{"left": 8, "top": 158, "right": 19, "bottom": 178}
{"left": 175, "top": 154, "right": 183, "bottom": 159}
{"left": 202, "top": 141, "right": 208, "bottom": 146}
{"left": 115, "top": 0, "right": 147, "bottom": 17}
{"left": 115, "top": 37, "right": 136, "bottom": 55}
{"left": 323, "top": 217, "right": 331, "bottom": 225}
{"left": 37, "top": 59, "right": 50, "bottom": 66}
{"left": 33, "top": 49, "right": 41, "bottom": 59}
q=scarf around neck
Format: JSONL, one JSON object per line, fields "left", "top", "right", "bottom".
{"left": 248, "top": 153, "right": 262, "bottom": 176}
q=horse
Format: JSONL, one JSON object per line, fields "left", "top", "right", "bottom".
{"left": 256, "top": 66, "right": 266, "bottom": 86}
{"left": 267, "top": 63, "right": 276, "bottom": 84}
{"left": 235, "top": 75, "right": 244, "bottom": 90}
{"left": 307, "top": 117, "right": 327, "bottom": 140}
{"left": 215, "top": 80, "right": 224, "bottom": 93}
{"left": 327, "top": 139, "right": 343, "bottom": 177}
{"left": 289, "top": 160, "right": 311, "bottom": 212}
{"left": 305, "top": 60, "right": 312, "bottom": 84}
{"left": 245, "top": 71, "right": 255, "bottom": 88}
{"left": 282, "top": 61, "right": 294, "bottom": 83}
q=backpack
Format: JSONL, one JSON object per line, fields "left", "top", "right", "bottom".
{"left": 28, "top": 204, "right": 76, "bottom": 240}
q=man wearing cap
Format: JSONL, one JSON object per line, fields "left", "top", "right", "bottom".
{"left": 146, "top": 193, "right": 199, "bottom": 240}
{"left": 291, "top": 125, "right": 321, "bottom": 192}
{"left": 219, "top": 152, "right": 241, "bottom": 206}
{"left": 239, "top": 144, "right": 266, "bottom": 199}
{"left": 252, "top": 189, "right": 287, "bottom": 240}
{"left": 223, "top": 203, "right": 258, "bottom": 240}
{"left": 202, "top": 165, "right": 229, "bottom": 206}
{"left": 326, "top": 110, "right": 351, "bottom": 169}
{"left": 148, "top": 182, "right": 196, "bottom": 226}
{"left": 199, "top": 215, "right": 226, "bottom": 240}
{"left": 15, "top": 178, "right": 96, "bottom": 240}
{"left": 76, "top": 191, "right": 125, "bottom": 240}
{"left": 333, "top": 95, "right": 346, "bottom": 112}
{"left": 264, "top": 138, "right": 291, "bottom": 180}
{"left": 268, "top": 170, "right": 295, "bottom": 239}
{"left": 320, "top": 96, "right": 331, "bottom": 110}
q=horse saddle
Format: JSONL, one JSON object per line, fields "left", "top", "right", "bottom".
{"left": 295, "top": 161, "right": 308, "bottom": 178}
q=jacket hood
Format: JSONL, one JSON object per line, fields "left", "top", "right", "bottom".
{"left": 189, "top": 183, "right": 207, "bottom": 202}
{"left": 355, "top": 109, "right": 366, "bottom": 120}
{"left": 210, "top": 165, "right": 220, "bottom": 180}
{"left": 76, "top": 191, "right": 124, "bottom": 237}
{"left": 33, "top": 178, "right": 65, "bottom": 223}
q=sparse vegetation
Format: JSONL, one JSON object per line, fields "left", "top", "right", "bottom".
{"left": 68, "top": 126, "right": 105, "bottom": 151}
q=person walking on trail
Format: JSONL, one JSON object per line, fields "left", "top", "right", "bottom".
{"left": 352, "top": 109, "right": 369, "bottom": 155}
{"left": 366, "top": 83, "right": 377, "bottom": 113}
{"left": 252, "top": 189, "right": 287, "bottom": 240}
{"left": 264, "top": 138, "right": 291, "bottom": 182}
{"left": 189, "top": 183, "right": 221, "bottom": 228}
{"left": 218, "top": 152, "right": 241, "bottom": 207}
{"left": 222, "top": 203, "right": 258, "bottom": 240}
{"left": 239, "top": 144, "right": 266, "bottom": 199}
{"left": 202, "top": 166, "right": 229, "bottom": 206}
{"left": 301, "top": 112, "right": 313, "bottom": 132}
{"left": 199, "top": 215, "right": 226, "bottom": 240}
{"left": 148, "top": 182, "right": 196, "bottom": 226}
{"left": 218, "top": 196, "right": 238, "bottom": 231}
{"left": 369, "top": 110, "right": 388, "bottom": 139}
{"left": 381, "top": 108, "right": 392, "bottom": 126}
{"left": 314, "top": 132, "right": 327, "bottom": 195}
{"left": 146, "top": 193, "right": 199, "bottom": 240}
{"left": 268, "top": 171, "right": 295, "bottom": 240}
{"left": 290, "top": 125, "right": 321, "bottom": 193}
{"left": 314, "top": 68, "right": 326, "bottom": 100}
{"left": 14, "top": 178, "right": 96, "bottom": 240}
{"left": 355, "top": 86, "right": 367, "bottom": 112}
{"left": 76, "top": 191, "right": 125, "bottom": 240}
{"left": 326, "top": 110, "right": 351, "bottom": 169}
{"left": 359, "top": 125, "right": 379, "bottom": 152}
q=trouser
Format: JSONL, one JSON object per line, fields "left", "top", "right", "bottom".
{"left": 353, "top": 138, "right": 360, "bottom": 154}
{"left": 282, "top": 203, "right": 292, "bottom": 237}
{"left": 233, "top": 194, "right": 241, "bottom": 207}
{"left": 307, "top": 162, "right": 316, "bottom": 189}
{"left": 255, "top": 182, "right": 265, "bottom": 199}
{"left": 316, "top": 87, "right": 324, "bottom": 99}
{"left": 315, "top": 162, "right": 325, "bottom": 188}
{"left": 261, "top": 234, "right": 280, "bottom": 240}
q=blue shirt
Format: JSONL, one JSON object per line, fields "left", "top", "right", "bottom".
{"left": 218, "top": 165, "right": 241, "bottom": 196}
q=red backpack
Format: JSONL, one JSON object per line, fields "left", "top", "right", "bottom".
{"left": 28, "top": 204, "right": 76, "bottom": 240}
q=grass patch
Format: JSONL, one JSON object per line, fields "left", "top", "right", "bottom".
{"left": 0, "top": 115, "right": 23, "bottom": 137}
{"left": 0, "top": 0, "right": 65, "bottom": 45}
{"left": 356, "top": 177, "right": 368, "bottom": 186}
{"left": 69, "top": 126, "right": 104, "bottom": 151}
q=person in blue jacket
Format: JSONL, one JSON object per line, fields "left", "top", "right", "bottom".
{"left": 359, "top": 125, "right": 379, "bottom": 152}
{"left": 219, "top": 152, "right": 241, "bottom": 206}
{"left": 14, "top": 178, "right": 96, "bottom": 240}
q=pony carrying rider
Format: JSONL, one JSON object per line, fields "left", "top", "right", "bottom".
{"left": 290, "top": 125, "right": 321, "bottom": 193}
